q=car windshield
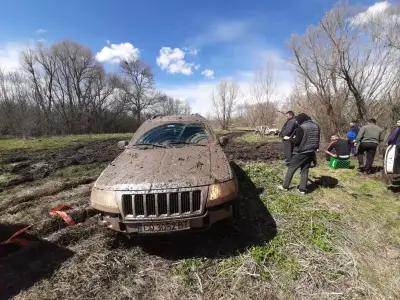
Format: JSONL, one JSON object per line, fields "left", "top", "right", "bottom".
{"left": 135, "top": 123, "right": 209, "bottom": 146}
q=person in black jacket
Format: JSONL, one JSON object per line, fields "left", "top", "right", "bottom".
{"left": 325, "top": 135, "right": 351, "bottom": 160}
{"left": 279, "top": 111, "right": 297, "bottom": 164}
{"left": 278, "top": 113, "right": 320, "bottom": 194}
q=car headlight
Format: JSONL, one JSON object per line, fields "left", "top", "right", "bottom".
{"left": 207, "top": 179, "right": 237, "bottom": 207}
{"left": 90, "top": 187, "right": 119, "bottom": 213}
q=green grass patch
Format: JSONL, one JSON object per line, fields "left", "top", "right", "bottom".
{"left": 235, "top": 132, "right": 280, "bottom": 143}
{"left": 0, "top": 133, "right": 133, "bottom": 152}
{"left": 173, "top": 258, "right": 208, "bottom": 287}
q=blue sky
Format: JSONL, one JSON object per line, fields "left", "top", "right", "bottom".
{"left": 0, "top": 0, "right": 380, "bottom": 114}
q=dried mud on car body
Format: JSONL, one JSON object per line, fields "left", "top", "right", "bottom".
{"left": 0, "top": 131, "right": 282, "bottom": 299}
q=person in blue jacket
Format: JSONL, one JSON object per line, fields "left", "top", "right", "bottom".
{"left": 346, "top": 121, "right": 359, "bottom": 155}
{"left": 387, "top": 120, "right": 400, "bottom": 146}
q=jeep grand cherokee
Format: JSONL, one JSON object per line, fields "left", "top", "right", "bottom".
{"left": 90, "top": 115, "right": 238, "bottom": 234}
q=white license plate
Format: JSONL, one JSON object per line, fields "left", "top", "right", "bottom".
{"left": 137, "top": 220, "right": 190, "bottom": 233}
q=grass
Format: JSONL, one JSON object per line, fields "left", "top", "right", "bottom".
{"left": 236, "top": 132, "right": 280, "bottom": 143}
{"left": 173, "top": 161, "right": 399, "bottom": 298}
{"left": 0, "top": 133, "right": 133, "bottom": 152}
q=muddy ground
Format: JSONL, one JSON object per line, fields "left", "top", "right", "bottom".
{"left": 224, "top": 141, "right": 282, "bottom": 161}
{"left": 0, "top": 139, "right": 121, "bottom": 190}
{"left": 0, "top": 133, "right": 282, "bottom": 299}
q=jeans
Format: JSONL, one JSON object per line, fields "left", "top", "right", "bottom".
{"left": 282, "top": 140, "right": 293, "bottom": 164}
{"left": 357, "top": 142, "right": 378, "bottom": 171}
{"left": 283, "top": 152, "right": 315, "bottom": 191}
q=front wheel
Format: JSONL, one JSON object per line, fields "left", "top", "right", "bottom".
{"left": 232, "top": 198, "right": 241, "bottom": 220}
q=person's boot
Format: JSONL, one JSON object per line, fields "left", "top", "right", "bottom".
{"left": 277, "top": 185, "right": 289, "bottom": 191}
{"left": 297, "top": 189, "right": 306, "bottom": 195}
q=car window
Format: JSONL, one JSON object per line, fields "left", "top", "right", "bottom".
{"left": 136, "top": 123, "right": 209, "bottom": 145}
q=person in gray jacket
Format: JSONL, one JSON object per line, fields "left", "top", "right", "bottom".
{"left": 355, "top": 118, "right": 384, "bottom": 174}
{"left": 278, "top": 113, "right": 320, "bottom": 194}
{"left": 279, "top": 111, "right": 297, "bottom": 164}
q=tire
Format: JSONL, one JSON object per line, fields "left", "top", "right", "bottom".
{"left": 232, "top": 197, "right": 241, "bottom": 220}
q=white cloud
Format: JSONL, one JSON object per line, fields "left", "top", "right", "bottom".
{"left": 0, "top": 43, "right": 25, "bottom": 72}
{"left": 201, "top": 68, "right": 215, "bottom": 79}
{"left": 351, "top": 1, "right": 391, "bottom": 25}
{"left": 35, "top": 28, "right": 48, "bottom": 35}
{"left": 156, "top": 47, "right": 196, "bottom": 75}
{"left": 96, "top": 42, "right": 140, "bottom": 64}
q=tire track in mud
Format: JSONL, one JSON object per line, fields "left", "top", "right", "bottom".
{"left": 0, "top": 177, "right": 97, "bottom": 213}
{"left": 0, "top": 139, "right": 123, "bottom": 189}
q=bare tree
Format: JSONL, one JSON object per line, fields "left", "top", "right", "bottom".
{"left": 0, "top": 69, "right": 33, "bottom": 135}
{"left": 0, "top": 40, "right": 191, "bottom": 136}
{"left": 290, "top": 24, "right": 350, "bottom": 136}
{"left": 320, "top": 5, "right": 399, "bottom": 123}
{"left": 212, "top": 80, "right": 239, "bottom": 130}
{"left": 157, "top": 95, "right": 191, "bottom": 115}
{"left": 367, "top": 3, "right": 400, "bottom": 51}
{"left": 22, "top": 45, "right": 57, "bottom": 135}
{"left": 246, "top": 62, "right": 279, "bottom": 126}
{"left": 119, "top": 57, "right": 159, "bottom": 123}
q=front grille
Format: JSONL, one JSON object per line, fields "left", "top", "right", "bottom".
{"left": 122, "top": 190, "right": 202, "bottom": 217}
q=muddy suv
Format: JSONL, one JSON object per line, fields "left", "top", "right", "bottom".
{"left": 90, "top": 115, "right": 238, "bottom": 234}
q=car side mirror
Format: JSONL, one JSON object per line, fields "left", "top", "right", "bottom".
{"left": 117, "top": 140, "right": 128, "bottom": 150}
{"left": 219, "top": 136, "right": 229, "bottom": 146}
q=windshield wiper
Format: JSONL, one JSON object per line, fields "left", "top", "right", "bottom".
{"left": 133, "top": 143, "right": 167, "bottom": 148}
{"left": 168, "top": 142, "right": 207, "bottom": 146}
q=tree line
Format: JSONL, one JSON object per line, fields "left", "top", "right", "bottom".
{"left": 0, "top": 40, "right": 190, "bottom": 136}
{"left": 288, "top": 3, "right": 400, "bottom": 138}
{"left": 213, "top": 3, "right": 400, "bottom": 138}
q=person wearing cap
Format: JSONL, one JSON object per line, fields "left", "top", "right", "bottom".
{"left": 355, "top": 118, "right": 384, "bottom": 174}
{"left": 325, "top": 135, "right": 351, "bottom": 160}
{"left": 279, "top": 111, "right": 297, "bottom": 165}
{"left": 387, "top": 120, "right": 400, "bottom": 146}
{"left": 346, "top": 121, "right": 359, "bottom": 155}
{"left": 278, "top": 113, "right": 320, "bottom": 194}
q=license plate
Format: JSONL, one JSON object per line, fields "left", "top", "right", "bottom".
{"left": 137, "top": 220, "right": 190, "bottom": 233}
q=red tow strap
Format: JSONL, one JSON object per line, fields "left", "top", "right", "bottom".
{"left": 0, "top": 205, "right": 76, "bottom": 257}
{"left": 0, "top": 225, "right": 33, "bottom": 247}
{"left": 49, "top": 204, "right": 76, "bottom": 226}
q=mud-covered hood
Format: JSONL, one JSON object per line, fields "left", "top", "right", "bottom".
{"left": 94, "top": 144, "right": 232, "bottom": 191}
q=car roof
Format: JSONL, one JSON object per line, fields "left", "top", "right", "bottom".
{"left": 145, "top": 114, "right": 207, "bottom": 124}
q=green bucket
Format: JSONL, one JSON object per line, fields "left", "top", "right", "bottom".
{"left": 329, "top": 157, "right": 350, "bottom": 169}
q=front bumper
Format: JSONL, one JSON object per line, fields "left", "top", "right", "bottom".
{"left": 98, "top": 201, "right": 234, "bottom": 233}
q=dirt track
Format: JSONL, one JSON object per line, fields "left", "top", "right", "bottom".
{"left": 0, "top": 139, "right": 122, "bottom": 190}
{"left": 224, "top": 141, "right": 283, "bottom": 161}
{"left": 0, "top": 133, "right": 282, "bottom": 299}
